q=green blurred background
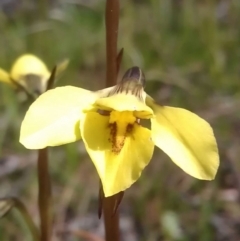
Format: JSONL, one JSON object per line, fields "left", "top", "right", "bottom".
{"left": 1, "top": 0, "right": 240, "bottom": 240}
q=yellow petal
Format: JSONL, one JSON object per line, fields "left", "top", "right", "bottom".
{"left": 0, "top": 68, "right": 12, "bottom": 85}
{"left": 95, "top": 91, "right": 153, "bottom": 119}
{"left": 80, "top": 112, "right": 154, "bottom": 197}
{"left": 20, "top": 86, "right": 97, "bottom": 149}
{"left": 10, "top": 54, "right": 50, "bottom": 82}
{"left": 151, "top": 105, "right": 219, "bottom": 180}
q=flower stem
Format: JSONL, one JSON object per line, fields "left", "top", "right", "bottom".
{"left": 36, "top": 64, "right": 56, "bottom": 241}
{"left": 105, "top": 0, "right": 120, "bottom": 87}
{"left": 103, "top": 196, "right": 120, "bottom": 241}
{"left": 104, "top": 1, "right": 121, "bottom": 240}
{"left": 37, "top": 148, "right": 52, "bottom": 241}
{"left": 100, "top": 185, "right": 123, "bottom": 241}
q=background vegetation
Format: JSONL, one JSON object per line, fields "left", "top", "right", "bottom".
{"left": 0, "top": 0, "right": 240, "bottom": 240}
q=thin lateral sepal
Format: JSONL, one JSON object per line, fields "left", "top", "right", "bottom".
{"left": 46, "top": 66, "right": 57, "bottom": 91}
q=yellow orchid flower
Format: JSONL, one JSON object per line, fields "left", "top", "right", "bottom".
{"left": 0, "top": 54, "right": 69, "bottom": 95}
{"left": 20, "top": 66, "right": 219, "bottom": 197}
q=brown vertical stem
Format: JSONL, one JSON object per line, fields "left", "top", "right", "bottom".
{"left": 105, "top": 0, "right": 120, "bottom": 87}
{"left": 37, "top": 148, "right": 52, "bottom": 241}
{"left": 36, "top": 65, "right": 56, "bottom": 241}
{"left": 100, "top": 185, "right": 123, "bottom": 241}
{"left": 104, "top": 0, "right": 121, "bottom": 241}
{"left": 103, "top": 197, "right": 120, "bottom": 241}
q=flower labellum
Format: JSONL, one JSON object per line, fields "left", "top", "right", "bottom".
{"left": 20, "top": 66, "right": 219, "bottom": 197}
